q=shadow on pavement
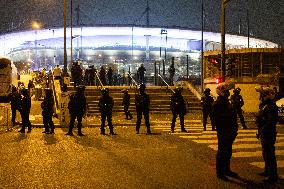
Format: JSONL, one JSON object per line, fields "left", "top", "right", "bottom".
{"left": 12, "top": 133, "right": 27, "bottom": 142}
{"left": 43, "top": 134, "right": 57, "bottom": 145}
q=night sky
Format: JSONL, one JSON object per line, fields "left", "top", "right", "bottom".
{"left": 0, "top": 0, "right": 283, "bottom": 46}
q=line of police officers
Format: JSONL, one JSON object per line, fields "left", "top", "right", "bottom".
{"left": 9, "top": 82, "right": 279, "bottom": 183}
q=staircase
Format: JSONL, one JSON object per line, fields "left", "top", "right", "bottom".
{"left": 67, "top": 85, "right": 201, "bottom": 115}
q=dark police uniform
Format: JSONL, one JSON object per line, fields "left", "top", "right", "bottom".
{"left": 99, "top": 66, "right": 107, "bottom": 86}
{"left": 137, "top": 64, "right": 146, "bottom": 84}
{"left": 170, "top": 88, "right": 187, "bottom": 133}
{"left": 98, "top": 88, "right": 115, "bottom": 135}
{"left": 122, "top": 90, "right": 133, "bottom": 120}
{"left": 41, "top": 89, "right": 55, "bottom": 134}
{"left": 201, "top": 88, "right": 215, "bottom": 131}
{"left": 212, "top": 85, "right": 238, "bottom": 180}
{"left": 8, "top": 86, "right": 22, "bottom": 126}
{"left": 66, "top": 86, "right": 86, "bottom": 136}
{"left": 256, "top": 97, "right": 279, "bottom": 183}
{"left": 19, "top": 88, "right": 32, "bottom": 133}
{"left": 230, "top": 88, "right": 247, "bottom": 129}
{"left": 168, "top": 62, "right": 175, "bottom": 86}
{"left": 135, "top": 84, "right": 151, "bottom": 134}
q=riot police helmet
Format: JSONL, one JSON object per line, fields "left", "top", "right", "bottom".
{"left": 174, "top": 87, "right": 182, "bottom": 94}
{"left": 77, "top": 85, "right": 85, "bottom": 93}
{"left": 216, "top": 83, "right": 235, "bottom": 97}
{"left": 12, "top": 85, "right": 17, "bottom": 93}
{"left": 139, "top": 84, "right": 146, "bottom": 90}
{"left": 101, "top": 88, "right": 109, "bottom": 95}
{"left": 21, "top": 88, "right": 29, "bottom": 96}
{"left": 233, "top": 87, "right": 241, "bottom": 94}
{"left": 204, "top": 88, "right": 211, "bottom": 95}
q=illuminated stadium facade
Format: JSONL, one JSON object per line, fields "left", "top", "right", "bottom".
{"left": 0, "top": 26, "right": 279, "bottom": 76}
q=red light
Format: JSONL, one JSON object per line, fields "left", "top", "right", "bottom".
{"left": 215, "top": 78, "right": 220, "bottom": 84}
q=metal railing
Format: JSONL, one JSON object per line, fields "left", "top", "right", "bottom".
{"left": 157, "top": 73, "right": 174, "bottom": 93}
{"left": 128, "top": 73, "right": 139, "bottom": 88}
{"left": 95, "top": 71, "right": 104, "bottom": 89}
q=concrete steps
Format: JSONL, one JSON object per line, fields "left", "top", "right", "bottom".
{"left": 68, "top": 86, "right": 202, "bottom": 115}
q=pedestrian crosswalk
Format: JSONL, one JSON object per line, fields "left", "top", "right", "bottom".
{"left": 152, "top": 121, "right": 284, "bottom": 179}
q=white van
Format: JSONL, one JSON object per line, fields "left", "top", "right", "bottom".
{"left": 0, "top": 57, "right": 18, "bottom": 102}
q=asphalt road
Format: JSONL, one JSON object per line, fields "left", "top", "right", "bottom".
{"left": 0, "top": 121, "right": 283, "bottom": 189}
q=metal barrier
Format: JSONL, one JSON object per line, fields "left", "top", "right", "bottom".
{"left": 95, "top": 71, "right": 104, "bottom": 89}
{"left": 157, "top": 73, "right": 174, "bottom": 94}
{"left": 0, "top": 105, "right": 11, "bottom": 131}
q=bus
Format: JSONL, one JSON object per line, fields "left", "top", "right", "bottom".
{"left": 0, "top": 57, "right": 18, "bottom": 102}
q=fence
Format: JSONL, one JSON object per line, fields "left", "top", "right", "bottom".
{"left": 0, "top": 105, "right": 11, "bottom": 131}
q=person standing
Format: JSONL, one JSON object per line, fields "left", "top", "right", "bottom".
{"left": 212, "top": 83, "right": 238, "bottom": 181}
{"left": 19, "top": 88, "right": 32, "bottom": 133}
{"left": 99, "top": 66, "right": 106, "bottom": 85}
{"left": 168, "top": 59, "right": 175, "bottom": 86}
{"left": 230, "top": 87, "right": 247, "bottom": 129}
{"left": 41, "top": 88, "right": 55, "bottom": 134}
{"left": 53, "top": 65, "right": 62, "bottom": 80}
{"left": 66, "top": 86, "right": 86, "bottom": 136}
{"left": 122, "top": 89, "right": 133, "bottom": 120}
{"left": 107, "top": 67, "right": 113, "bottom": 86}
{"left": 170, "top": 87, "right": 187, "bottom": 133}
{"left": 135, "top": 84, "right": 151, "bottom": 134}
{"left": 8, "top": 86, "right": 22, "bottom": 126}
{"left": 98, "top": 88, "right": 115, "bottom": 135}
{"left": 256, "top": 87, "right": 279, "bottom": 183}
{"left": 137, "top": 64, "right": 146, "bottom": 84}
{"left": 201, "top": 88, "right": 215, "bottom": 131}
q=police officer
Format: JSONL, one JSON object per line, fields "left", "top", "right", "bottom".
{"left": 41, "top": 88, "right": 55, "bottom": 134}
{"left": 168, "top": 59, "right": 175, "bottom": 86}
{"left": 255, "top": 87, "right": 279, "bottom": 183}
{"left": 66, "top": 86, "right": 86, "bottom": 136}
{"left": 19, "top": 88, "right": 32, "bottom": 133}
{"left": 98, "top": 88, "right": 115, "bottom": 135}
{"left": 170, "top": 87, "right": 187, "bottom": 133}
{"left": 135, "top": 84, "right": 151, "bottom": 134}
{"left": 8, "top": 86, "right": 22, "bottom": 126}
{"left": 201, "top": 88, "right": 215, "bottom": 131}
{"left": 230, "top": 87, "right": 247, "bottom": 129}
{"left": 212, "top": 83, "right": 238, "bottom": 180}
{"left": 122, "top": 89, "right": 133, "bottom": 120}
{"left": 99, "top": 66, "right": 106, "bottom": 85}
{"left": 137, "top": 64, "right": 146, "bottom": 84}
{"left": 107, "top": 67, "right": 113, "bottom": 86}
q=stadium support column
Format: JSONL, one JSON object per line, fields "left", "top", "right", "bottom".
{"left": 63, "top": 0, "right": 68, "bottom": 76}
{"left": 145, "top": 35, "right": 151, "bottom": 61}
{"left": 201, "top": 0, "right": 204, "bottom": 91}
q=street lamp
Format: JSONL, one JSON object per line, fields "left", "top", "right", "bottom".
{"left": 32, "top": 21, "right": 41, "bottom": 71}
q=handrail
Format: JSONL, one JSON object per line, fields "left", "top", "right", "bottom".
{"left": 50, "top": 72, "right": 59, "bottom": 111}
{"left": 128, "top": 72, "right": 139, "bottom": 87}
{"left": 94, "top": 71, "right": 104, "bottom": 89}
{"left": 157, "top": 73, "right": 174, "bottom": 93}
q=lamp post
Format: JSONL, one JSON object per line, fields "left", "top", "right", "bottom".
{"left": 221, "top": 0, "right": 231, "bottom": 82}
{"left": 32, "top": 21, "right": 41, "bottom": 71}
{"left": 63, "top": 0, "right": 67, "bottom": 76}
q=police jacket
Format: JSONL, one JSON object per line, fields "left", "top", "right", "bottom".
{"left": 256, "top": 99, "right": 278, "bottom": 139}
{"left": 168, "top": 65, "right": 175, "bottom": 77}
{"left": 68, "top": 93, "right": 86, "bottom": 115}
{"left": 41, "top": 97, "right": 54, "bottom": 116}
{"left": 201, "top": 95, "right": 214, "bottom": 112}
{"left": 98, "top": 95, "right": 114, "bottom": 114}
{"left": 135, "top": 92, "right": 150, "bottom": 112}
{"left": 230, "top": 94, "right": 244, "bottom": 109}
{"left": 9, "top": 91, "right": 21, "bottom": 109}
{"left": 170, "top": 93, "right": 186, "bottom": 114}
{"left": 122, "top": 93, "right": 130, "bottom": 106}
{"left": 20, "top": 96, "right": 31, "bottom": 114}
{"left": 212, "top": 96, "right": 238, "bottom": 138}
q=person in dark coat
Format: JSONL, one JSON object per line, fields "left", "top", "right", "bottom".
{"left": 71, "top": 61, "right": 83, "bottom": 87}
{"left": 107, "top": 67, "right": 113, "bottom": 86}
{"left": 98, "top": 88, "right": 115, "bottom": 135}
{"left": 135, "top": 84, "right": 151, "bottom": 134}
{"left": 41, "top": 88, "right": 55, "bottom": 134}
{"left": 170, "top": 87, "right": 187, "bottom": 133}
{"left": 137, "top": 64, "right": 146, "bottom": 84}
{"left": 201, "top": 88, "right": 215, "bottom": 131}
{"left": 255, "top": 87, "right": 279, "bottom": 183}
{"left": 230, "top": 87, "right": 247, "bottom": 129}
{"left": 8, "top": 86, "right": 22, "bottom": 126}
{"left": 99, "top": 66, "right": 106, "bottom": 85}
{"left": 168, "top": 60, "right": 175, "bottom": 86}
{"left": 19, "top": 88, "right": 32, "bottom": 133}
{"left": 122, "top": 89, "right": 133, "bottom": 120}
{"left": 212, "top": 83, "right": 238, "bottom": 181}
{"left": 66, "top": 86, "right": 86, "bottom": 136}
